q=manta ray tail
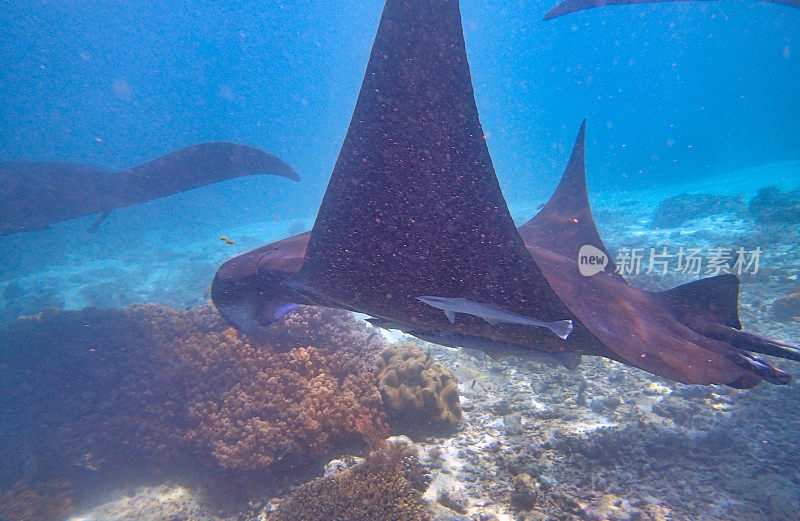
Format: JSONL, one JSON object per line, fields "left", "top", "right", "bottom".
{"left": 543, "top": 0, "right": 800, "bottom": 21}
{"left": 658, "top": 274, "right": 800, "bottom": 365}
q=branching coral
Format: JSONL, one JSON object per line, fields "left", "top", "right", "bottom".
{"left": 266, "top": 459, "right": 431, "bottom": 521}
{"left": 191, "top": 345, "right": 385, "bottom": 470}
{"left": 263, "top": 306, "right": 384, "bottom": 365}
{"left": 374, "top": 343, "right": 461, "bottom": 425}
{"left": 0, "top": 304, "right": 387, "bottom": 498}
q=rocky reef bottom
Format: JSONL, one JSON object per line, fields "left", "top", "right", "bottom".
{"left": 10, "top": 316, "right": 793, "bottom": 521}
{"left": 2, "top": 166, "right": 799, "bottom": 521}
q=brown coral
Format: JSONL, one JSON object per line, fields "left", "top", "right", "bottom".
{"left": 191, "top": 344, "right": 386, "bottom": 469}
{"left": 262, "top": 306, "right": 384, "bottom": 367}
{"left": 374, "top": 343, "right": 461, "bottom": 425}
{"left": 266, "top": 460, "right": 431, "bottom": 521}
{"left": 0, "top": 304, "right": 387, "bottom": 497}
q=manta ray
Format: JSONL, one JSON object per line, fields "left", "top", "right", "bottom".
{"left": 544, "top": 0, "right": 800, "bottom": 20}
{"left": 211, "top": 0, "right": 799, "bottom": 388}
{"left": 0, "top": 142, "right": 297, "bottom": 236}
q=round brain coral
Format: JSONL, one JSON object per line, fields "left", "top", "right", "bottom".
{"left": 374, "top": 343, "right": 461, "bottom": 425}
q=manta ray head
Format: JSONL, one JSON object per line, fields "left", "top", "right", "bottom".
{"left": 210, "top": 232, "right": 310, "bottom": 339}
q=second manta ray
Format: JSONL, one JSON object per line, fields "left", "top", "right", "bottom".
{"left": 544, "top": 0, "right": 800, "bottom": 21}
{"left": 0, "top": 142, "right": 298, "bottom": 236}
{"left": 211, "top": 0, "right": 800, "bottom": 389}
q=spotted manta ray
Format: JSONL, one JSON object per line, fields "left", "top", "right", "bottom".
{"left": 211, "top": 0, "right": 799, "bottom": 388}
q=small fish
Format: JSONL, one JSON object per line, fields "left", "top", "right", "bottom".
{"left": 417, "top": 296, "right": 574, "bottom": 340}
{"left": 219, "top": 236, "right": 235, "bottom": 244}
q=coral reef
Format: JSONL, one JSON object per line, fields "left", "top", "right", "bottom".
{"left": 374, "top": 343, "right": 461, "bottom": 425}
{"left": 191, "top": 344, "right": 385, "bottom": 470}
{"left": 511, "top": 473, "right": 540, "bottom": 510}
{"left": 265, "top": 460, "right": 431, "bottom": 521}
{"left": 260, "top": 305, "right": 383, "bottom": 371}
{"left": 770, "top": 292, "right": 800, "bottom": 321}
{"left": 749, "top": 186, "right": 800, "bottom": 224}
{"left": 402, "top": 335, "right": 800, "bottom": 521}
{"left": 650, "top": 192, "right": 744, "bottom": 228}
{"left": 0, "top": 480, "right": 75, "bottom": 521}
{"left": 0, "top": 281, "right": 64, "bottom": 323}
{"left": 0, "top": 304, "right": 387, "bottom": 505}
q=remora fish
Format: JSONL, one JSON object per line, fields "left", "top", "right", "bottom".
{"left": 416, "top": 296, "right": 574, "bottom": 340}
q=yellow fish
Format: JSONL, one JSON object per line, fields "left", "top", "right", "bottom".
{"left": 219, "top": 236, "right": 235, "bottom": 245}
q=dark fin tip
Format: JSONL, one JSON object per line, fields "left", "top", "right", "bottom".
{"left": 659, "top": 274, "right": 743, "bottom": 330}
{"left": 543, "top": 0, "right": 584, "bottom": 20}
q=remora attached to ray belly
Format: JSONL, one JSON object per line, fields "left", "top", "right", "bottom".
{"left": 0, "top": 142, "right": 298, "bottom": 236}
{"left": 298, "top": 0, "right": 570, "bottom": 330}
{"left": 212, "top": 0, "right": 800, "bottom": 388}
{"left": 214, "top": 0, "right": 575, "bottom": 345}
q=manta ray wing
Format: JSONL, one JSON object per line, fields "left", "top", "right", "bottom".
{"left": 521, "top": 122, "right": 794, "bottom": 387}
{"left": 0, "top": 142, "right": 297, "bottom": 236}
{"left": 544, "top": 0, "right": 800, "bottom": 21}
{"left": 297, "top": 0, "right": 568, "bottom": 328}
{"left": 115, "top": 142, "right": 298, "bottom": 205}
{"left": 518, "top": 120, "right": 621, "bottom": 281}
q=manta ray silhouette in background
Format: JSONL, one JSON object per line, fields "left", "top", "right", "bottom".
{"left": 211, "top": 0, "right": 799, "bottom": 388}
{"left": 0, "top": 142, "right": 298, "bottom": 236}
{"left": 544, "top": 0, "right": 800, "bottom": 20}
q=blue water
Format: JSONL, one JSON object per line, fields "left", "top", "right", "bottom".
{"left": 2, "top": 0, "right": 797, "bottom": 218}
{"left": 1, "top": 0, "right": 798, "bottom": 310}
{"left": 0, "top": 2, "right": 799, "bottom": 519}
